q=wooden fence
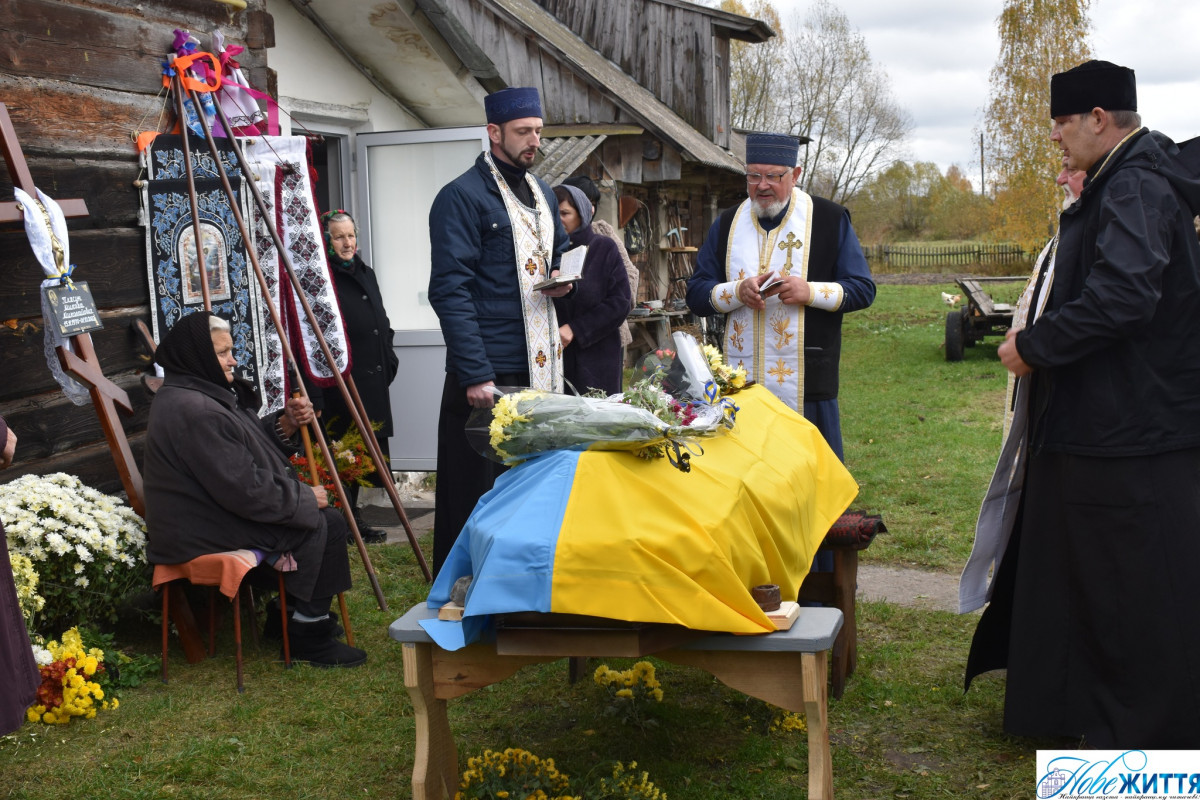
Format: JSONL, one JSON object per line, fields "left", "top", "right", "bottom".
{"left": 863, "top": 243, "right": 1027, "bottom": 270}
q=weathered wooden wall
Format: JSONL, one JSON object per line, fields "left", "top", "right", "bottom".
{"left": 444, "top": 0, "right": 628, "bottom": 127}
{"left": 0, "top": 0, "right": 273, "bottom": 495}
{"left": 533, "top": 0, "right": 729, "bottom": 146}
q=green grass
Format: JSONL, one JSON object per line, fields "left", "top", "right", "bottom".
{"left": 0, "top": 285, "right": 1047, "bottom": 799}
{"left": 841, "top": 283, "right": 1010, "bottom": 570}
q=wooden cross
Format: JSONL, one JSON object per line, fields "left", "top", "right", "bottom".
{"left": 778, "top": 232, "right": 804, "bottom": 274}
{"left": 0, "top": 101, "right": 145, "bottom": 516}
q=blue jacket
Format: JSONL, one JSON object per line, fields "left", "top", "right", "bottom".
{"left": 428, "top": 153, "right": 568, "bottom": 386}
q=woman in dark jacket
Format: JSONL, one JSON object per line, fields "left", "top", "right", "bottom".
{"left": 144, "top": 313, "right": 365, "bottom": 667}
{"left": 552, "top": 184, "right": 632, "bottom": 395}
{"left": 320, "top": 210, "right": 398, "bottom": 543}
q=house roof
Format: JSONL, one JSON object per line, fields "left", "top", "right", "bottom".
{"left": 478, "top": 0, "right": 744, "bottom": 173}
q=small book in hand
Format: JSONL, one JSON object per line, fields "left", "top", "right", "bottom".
{"left": 759, "top": 273, "right": 786, "bottom": 295}
{"left": 532, "top": 273, "right": 581, "bottom": 291}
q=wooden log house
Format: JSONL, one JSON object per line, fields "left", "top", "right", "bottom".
{"left": 1, "top": 0, "right": 769, "bottom": 493}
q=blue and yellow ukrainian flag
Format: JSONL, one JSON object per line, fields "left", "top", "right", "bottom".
{"left": 421, "top": 385, "right": 858, "bottom": 650}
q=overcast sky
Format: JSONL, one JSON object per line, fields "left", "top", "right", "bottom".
{"left": 753, "top": 0, "right": 1200, "bottom": 189}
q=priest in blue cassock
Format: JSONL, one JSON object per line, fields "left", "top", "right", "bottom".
{"left": 686, "top": 132, "right": 875, "bottom": 575}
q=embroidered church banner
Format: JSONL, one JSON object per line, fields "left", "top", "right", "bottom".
{"left": 142, "top": 133, "right": 276, "bottom": 414}
{"left": 240, "top": 136, "right": 351, "bottom": 397}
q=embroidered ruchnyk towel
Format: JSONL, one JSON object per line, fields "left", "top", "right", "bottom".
{"left": 241, "top": 135, "right": 352, "bottom": 407}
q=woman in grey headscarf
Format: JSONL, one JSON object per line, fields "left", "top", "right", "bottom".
{"left": 552, "top": 183, "right": 632, "bottom": 395}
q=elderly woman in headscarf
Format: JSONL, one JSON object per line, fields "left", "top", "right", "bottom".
{"left": 318, "top": 209, "right": 398, "bottom": 544}
{"left": 552, "top": 183, "right": 632, "bottom": 395}
{"left": 143, "top": 313, "right": 366, "bottom": 668}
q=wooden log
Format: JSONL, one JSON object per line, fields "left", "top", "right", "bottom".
{"left": 1, "top": 432, "right": 146, "bottom": 498}
{"left": 0, "top": 76, "right": 167, "bottom": 160}
{"left": 0, "top": 0, "right": 257, "bottom": 95}
{"left": 0, "top": 307, "right": 152, "bottom": 402}
{"left": 0, "top": 370, "right": 151, "bottom": 463}
{"left": 0, "top": 229, "right": 149, "bottom": 319}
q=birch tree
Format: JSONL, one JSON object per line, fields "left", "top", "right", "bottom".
{"left": 983, "top": 0, "right": 1092, "bottom": 251}
{"left": 723, "top": 0, "right": 910, "bottom": 204}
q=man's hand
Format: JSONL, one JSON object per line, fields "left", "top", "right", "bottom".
{"left": 1, "top": 427, "right": 16, "bottom": 470}
{"left": 280, "top": 395, "right": 315, "bottom": 438}
{"left": 539, "top": 270, "right": 574, "bottom": 298}
{"left": 737, "top": 274, "right": 772, "bottom": 311}
{"left": 998, "top": 328, "right": 1032, "bottom": 377}
{"left": 771, "top": 275, "right": 812, "bottom": 306}
{"left": 310, "top": 484, "right": 329, "bottom": 509}
{"left": 467, "top": 380, "right": 497, "bottom": 409}
{"left": 559, "top": 324, "right": 574, "bottom": 348}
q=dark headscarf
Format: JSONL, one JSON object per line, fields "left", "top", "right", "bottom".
{"left": 156, "top": 312, "right": 259, "bottom": 408}
{"left": 321, "top": 209, "right": 356, "bottom": 268}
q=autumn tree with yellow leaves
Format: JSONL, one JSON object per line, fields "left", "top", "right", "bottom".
{"left": 982, "top": 0, "right": 1093, "bottom": 252}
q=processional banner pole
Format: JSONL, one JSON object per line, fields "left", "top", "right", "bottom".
{"left": 167, "top": 71, "right": 395, "bottom": 608}
{"left": 207, "top": 90, "right": 433, "bottom": 583}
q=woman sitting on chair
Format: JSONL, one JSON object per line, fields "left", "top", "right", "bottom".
{"left": 143, "top": 313, "right": 366, "bottom": 668}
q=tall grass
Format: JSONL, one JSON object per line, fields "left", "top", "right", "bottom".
{"left": 0, "top": 285, "right": 1049, "bottom": 800}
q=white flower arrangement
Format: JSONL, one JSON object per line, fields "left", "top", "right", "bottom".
{"left": 1, "top": 473, "right": 147, "bottom": 633}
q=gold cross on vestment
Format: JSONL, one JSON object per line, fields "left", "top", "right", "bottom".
{"left": 768, "top": 358, "right": 795, "bottom": 385}
{"left": 778, "top": 232, "right": 803, "bottom": 274}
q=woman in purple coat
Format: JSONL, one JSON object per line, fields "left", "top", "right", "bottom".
{"left": 0, "top": 417, "right": 39, "bottom": 733}
{"left": 552, "top": 184, "right": 632, "bottom": 395}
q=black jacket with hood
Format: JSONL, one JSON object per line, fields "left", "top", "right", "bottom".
{"left": 1016, "top": 130, "right": 1200, "bottom": 456}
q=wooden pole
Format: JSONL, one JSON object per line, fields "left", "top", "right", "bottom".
{"left": 207, "top": 92, "right": 432, "bottom": 582}
{"left": 169, "top": 64, "right": 213, "bottom": 312}
{"left": 175, "top": 86, "right": 393, "bottom": 608}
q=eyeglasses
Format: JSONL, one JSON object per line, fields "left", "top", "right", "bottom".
{"left": 745, "top": 171, "right": 790, "bottom": 185}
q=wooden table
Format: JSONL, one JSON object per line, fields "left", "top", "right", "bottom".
{"left": 389, "top": 603, "right": 843, "bottom": 800}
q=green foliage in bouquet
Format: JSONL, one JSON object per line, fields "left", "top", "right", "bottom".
{"left": 1, "top": 473, "right": 147, "bottom": 636}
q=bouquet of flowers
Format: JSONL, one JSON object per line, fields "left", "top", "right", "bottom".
{"left": 26, "top": 627, "right": 119, "bottom": 725}
{"left": 594, "top": 761, "right": 668, "bottom": 800}
{"left": 1, "top": 473, "right": 147, "bottom": 635}
{"left": 456, "top": 747, "right": 579, "bottom": 800}
{"left": 466, "top": 334, "right": 736, "bottom": 472}
{"left": 289, "top": 422, "right": 379, "bottom": 506}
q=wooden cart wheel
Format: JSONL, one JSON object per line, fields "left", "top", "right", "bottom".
{"left": 945, "top": 310, "right": 965, "bottom": 361}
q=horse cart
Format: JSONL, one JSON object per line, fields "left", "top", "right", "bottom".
{"left": 944, "top": 276, "right": 1025, "bottom": 361}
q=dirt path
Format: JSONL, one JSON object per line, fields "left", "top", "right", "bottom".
{"left": 857, "top": 564, "right": 964, "bottom": 613}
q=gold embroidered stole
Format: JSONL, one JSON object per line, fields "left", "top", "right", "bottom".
{"left": 723, "top": 189, "right": 814, "bottom": 411}
{"left": 483, "top": 152, "right": 563, "bottom": 392}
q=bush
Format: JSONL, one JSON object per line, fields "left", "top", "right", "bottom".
{"left": 1, "top": 473, "right": 148, "bottom": 635}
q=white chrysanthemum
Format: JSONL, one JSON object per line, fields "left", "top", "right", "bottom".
{"left": 45, "top": 533, "right": 70, "bottom": 556}
{"left": 74, "top": 576, "right": 89, "bottom": 588}
{"left": 32, "top": 645, "right": 53, "bottom": 666}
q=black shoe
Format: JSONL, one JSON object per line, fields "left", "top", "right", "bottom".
{"left": 286, "top": 618, "right": 366, "bottom": 668}
{"left": 264, "top": 602, "right": 343, "bottom": 640}
{"left": 351, "top": 524, "right": 388, "bottom": 544}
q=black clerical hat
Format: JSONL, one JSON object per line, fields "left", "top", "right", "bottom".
{"left": 1050, "top": 60, "right": 1137, "bottom": 117}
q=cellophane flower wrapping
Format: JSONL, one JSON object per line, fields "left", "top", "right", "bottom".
{"left": 465, "top": 336, "right": 736, "bottom": 467}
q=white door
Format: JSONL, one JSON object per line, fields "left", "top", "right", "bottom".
{"left": 355, "top": 126, "right": 488, "bottom": 470}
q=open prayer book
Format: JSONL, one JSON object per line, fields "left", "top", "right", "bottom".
{"left": 533, "top": 245, "right": 587, "bottom": 290}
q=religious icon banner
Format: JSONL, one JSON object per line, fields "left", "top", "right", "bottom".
{"left": 141, "top": 134, "right": 276, "bottom": 414}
